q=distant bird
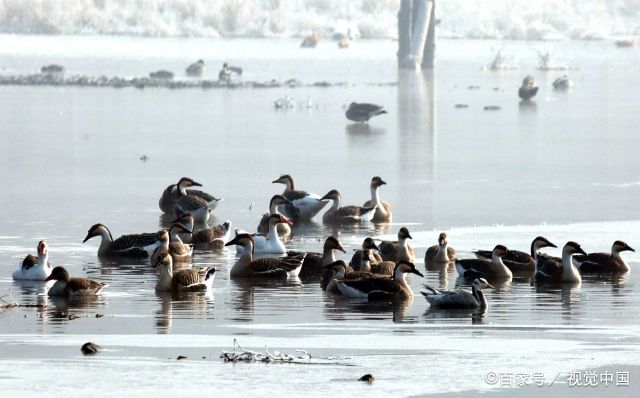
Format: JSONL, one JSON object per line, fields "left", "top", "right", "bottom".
{"left": 615, "top": 39, "right": 636, "bottom": 48}
{"left": 473, "top": 236, "right": 557, "bottom": 273}
{"left": 45, "top": 266, "right": 106, "bottom": 296}
{"left": 301, "top": 32, "right": 319, "bottom": 48}
{"left": 218, "top": 63, "right": 232, "bottom": 82}
{"left": 422, "top": 278, "right": 495, "bottom": 309}
{"left": 13, "top": 240, "right": 52, "bottom": 281}
{"left": 81, "top": 342, "right": 101, "bottom": 355}
{"left": 552, "top": 75, "right": 573, "bottom": 90}
{"left": 41, "top": 64, "right": 64, "bottom": 74}
{"left": 345, "top": 103, "right": 387, "bottom": 123}
{"left": 455, "top": 245, "right": 512, "bottom": 280}
{"left": 518, "top": 76, "right": 538, "bottom": 100}
{"left": 149, "top": 70, "right": 174, "bottom": 80}
{"left": 257, "top": 195, "right": 298, "bottom": 235}
{"left": 186, "top": 59, "right": 206, "bottom": 77}
{"left": 350, "top": 237, "right": 383, "bottom": 271}
{"left": 294, "top": 236, "right": 347, "bottom": 279}
{"left": 158, "top": 177, "right": 222, "bottom": 216}
{"left": 358, "top": 374, "right": 375, "bottom": 383}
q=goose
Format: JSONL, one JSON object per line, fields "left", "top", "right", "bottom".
{"left": 336, "top": 261, "right": 424, "bottom": 300}
{"left": 345, "top": 102, "right": 387, "bottom": 123}
{"left": 272, "top": 174, "right": 327, "bottom": 221}
{"left": 321, "top": 260, "right": 372, "bottom": 293}
{"left": 167, "top": 223, "right": 194, "bottom": 263}
{"left": 552, "top": 75, "right": 573, "bottom": 90}
{"left": 153, "top": 250, "right": 215, "bottom": 292}
{"left": 421, "top": 278, "right": 495, "bottom": 309}
{"left": 294, "top": 236, "right": 347, "bottom": 279}
{"left": 362, "top": 176, "right": 392, "bottom": 222}
{"left": 225, "top": 234, "right": 305, "bottom": 278}
{"left": 300, "top": 32, "right": 319, "bottom": 48}
{"left": 378, "top": 227, "right": 416, "bottom": 263}
{"left": 159, "top": 177, "right": 222, "bottom": 215}
{"left": 172, "top": 179, "right": 223, "bottom": 223}
{"left": 149, "top": 70, "right": 174, "bottom": 80}
{"left": 455, "top": 245, "right": 512, "bottom": 280}
{"left": 171, "top": 214, "right": 195, "bottom": 243}
{"left": 360, "top": 249, "right": 395, "bottom": 276}
{"left": 320, "top": 189, "right": 376, "bottom": 224}
{"left": 236, "top": 214, "right": 292, "bottom": 255}
{"left": 218, "top": 63, "right": 232, "bottom": 81}
{"left": 518, "top": 75, "right": 538, "bottom": 100}
{"left": 186, "top": 59, "right": 206, "bottom": 77}
{"left": 350, "top": 237, "right": 383, "bottom": 271}
{"left": 12, "top": 240, "right": 52, "bottom": 281}
{"left": 191, "top": 220, "right": 233, "bottom": 250}
{"left": 257, "top": 195, "right": 298, "bottom": 235}
{"left": 573, "top": 240, "right": 634, "bottom": 274}
{"left": 424, "top": 232, "right": 457, "bottom": 267}
{"left": 41, "top": 64, "right": 64, "bottom": 74}
{"left": 472, "top": 236, "right": 557, "bottom": 273}
{"left": 45, "top": 266, "right": 106, "bottom": 296}
{"left": 83, "top": 224, "right": 162, "bottom": 258}
{"left": 534, "top": 241, "right": 586, "bottom": 283}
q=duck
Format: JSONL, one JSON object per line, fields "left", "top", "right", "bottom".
{"left": 534, "top": 241, "right": 586, "bottom": 283}
{"left": 225, "top": 234, "right": 305, "bottom": 278}
{"left": 455, "top": 245, "right": 512, "bottom": 280}
{"left": 159, "top": 177, "right": 222, "bottom": 215}
{"left": 336, "top": 261, "right": 424, "bottom": 300}
{"left": 272, "top": 174, "right": 328, "bottom": 221}
{"left": 83, "top": 224, "right": 162, "bottom": 258}
{"left": 349, "top": 237, "right": 383, "bottom": 270}
{"left": 378, "top": 227, "right": 416, "bottom": 263}
{"left": 149, "top": 70, "right": 174, "bottom": 80}
{"left": 472, "top": 236, "right": 557, "bottom": 273}
{"left": 345, "top": 102, "right": 387, "bottom": 123}
{"left": 518, "top": 75, "right": 538, "bottom": 100}
{"left": 362, "top": 176, "right": 392, "bottom": 222}
{"left": 13, "top": 240, "right": 52, "bottom": 281}
{"left": 294, "top": 236, "right": 347, "bottom": 279}
{"left": 424, "top": 232, "right": 457, "bottom": 267}
{"left": 236, "top": 214, "right": 292, "bottom": 255}
{"left": 421, "top": 278, "right": 495, "bottom": 309}
{"left": 321, "top": 260, "right": 372, "bottom": 293}
{"left": 359, "top": 249, "right": 395, "bottom": 276}
{"left": 186, "top": 59, "right": 206, "bottom": 77}
{"left": 300, "top": 32, "right": 319, "bottom": 48}
{"left": 552, "top": 75, "right": 573, "bottom": 90}
{"left": 257, "top": 195, "right": 298, "bottom": 235}
{"left": 320, "top": 189, "right": 376, "bottom": 224}
{"left": 153, "top": 250, "right": 216, "bottom": 292}
{"left": 574, "top": 240, "right": 634, "bottom": 274}
{"left": 45, "top": 266, "right": 106, "bottom": 296}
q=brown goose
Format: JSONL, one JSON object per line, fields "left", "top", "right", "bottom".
{"left": 257, "top": 195, "right": 297, "bottom": 235}
{"left": 362, "top": 176, "right": 392, "bottom": 222}
{"left": 225, "top": 234, "right": 305, "bottom": 278}
{"left": 159, "top": 177, "right": 222, "bottom": 214}
{"left": 321, "top": 260, "right": 372, "bottom": 293}
{"left": 534, "top": 241, "right": 586, "bottom": 283}
{"left": 378, "top": 227, "right": 416, "bottom": 263}
{"left": 574, "top": 240, "right": 633, "bottom": 274}
{"left": 191, "top": 221, "right": 232, "bottom": 250}
{"left": 455, "top": 245, "right": 512, "bottom": 280}
{"left": 472, "top": 236, "right": 557, "bottom": 272}
{"left": 167, "top": 223, "right": 193, "bottom": 263}
{"left": 300, "top": 32, "right": 319, "bottom": 48}
{"left": 424, "top": 232, "right": 457, "bottom": 267}
{"left": 154, "top": 250, "right": 216, "bottom": 292}
{"left": 336, "top": 261, "right": 424, "bottom": 300}
{"left": 272, "top": 175, "right": 327, "bottom": 221}
{"left": 320, "top": 189, "right": 376, "bottom": 224}
{"left": 360, "top": 249, "right": 395, "bottom": 276}
{"left": 45, "top": 266, "right": 106, "bottom": 296}
{"left": 293, "top": 236, "right": 347, "bottom": 279}
{"left": 13, "top": 240, "right": 52, "bottom": 281}
{"left": 350, "top": 237, "right": 383, "bottom": 270}
{"left": 83, "top": 224, "right": 162, "bottom": 258}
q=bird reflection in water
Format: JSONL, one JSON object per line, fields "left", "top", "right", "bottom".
{"left": 228, "top": 278, "right": 303, "bottom": 323}
{"left": 345, "top": 123, "right": 386, "bottom": 137}
{"left": 155, "top": 290, "right": 213, "bottom": 334}
{"left": 46, "top": 294, "right": 105, "bottom": 323}
{"left": 323, "top": 295, "right": 413, "bottom": 323}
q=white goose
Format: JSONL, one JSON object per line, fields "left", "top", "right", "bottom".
{"left": 13, "top": 240, "right": 52, "bottom": 281}
{"left": 422, "top": 278, "right": 495, "bottom": 309}
{"left": 236, "top": 214, "right": 292, "bottom": 255}
{"left": 272, "top": 174, "right": 327, "bottom": 221}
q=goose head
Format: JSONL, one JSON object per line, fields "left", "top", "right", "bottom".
{"left": 320, "top": 189, "right": 341, "bottom": 202}
{"left": 394, "top": 261, "right": 424, "bottom": 277}
{"left": 398, "top": 227, "right": 412, "bottom": 241}
{"left": 272, "top": 175, "right": 294, "bottom": 190}
{"left": 562, "top": 241, "right": 587, "bottom": 257}
{"left": 37, "top": 240, "right": 48, "bottom": 257}
{"left": 83, "top": 223, "right": 111, "bottom": 243}
{"left": 473, "top": 278, "right": 495, "bottom": 291}
{"left": 324, "top": 236, "right": 346, "bottom": 253}
{"left": 176, "top": 177, "right": 202, "bottom": 189}
{"left": 491, "top": 245, "right": 509, "bottom": 258}
{"left": 532, "top": 236, "right": 557, "bottom": 251}
{"left": 225, "top": 233, "right": 255, "bottom": 254}
{"left": 362, "top": 237, "right": 378, "bottom": 251}
{"left": 437, "top": 232, "right": 448, "bottom": 247}
{"left": 153, "top": 249, "right": 173, "bottom": 270}
{"left": 44, "top": 266, "right": 70, "bottom": 282}
{"left": 612, "top": 240, "right": 634, "bottom": 254}
{"left": 370, "top": 176, "right": 387, "bottom": 188}
{"left": 268, "top": 214, "right": 293, "bottom": 226}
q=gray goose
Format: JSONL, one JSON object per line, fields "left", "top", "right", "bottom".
{"left": 350, "top": 237, "right": 383, "bottom": 270}
{"left": 534, "top": 241, "right": 586, "bottom": 283}
{"left": 362, "top": 176, "right": 392, "bottom": 222}
{"left": 378, "top": 227, "right": 416, "bottom": 263}
{"left": 336, "top": 261, "right": 424, "bottom": 300}
{"left": 159, "top": 177, "right": 222, "bottom": 215}
{"left": 424, "top": 232, "right": 457, "bottom": 267}
{"left": 172, "top": 179, "right": 223, "bottom": 223}
{"left": 320, "top": 189, "right": 375, "bottom": 224}
{"left": 292, "top": 236, "right": 347, "bottom": 279}
{"left": 345, "top": 102, "right": 387, "bottom": 123}
{"left": 272, "top": 175, "right": 327, "bottom": 221}
{"left": 83, "top": 224, "right": 162, "bottom": 258}
{"left": 321, "top": 260, "right": 372, "bottom": 293}
{"left": 154, "top": 250, "right": 215, "bottom": 292}
{"left": 167, "top": 224, "right": 194, "bottom": 263}
{"left": 422, "top": 278, "right": 495, "bottom": 309}
{"left": 45, "top": 266, "right": 106, "bottom": 296}
{"left": 172, "top": 214, "right": 231, "bottom": 249}
{"left": 186, "top": 59, "right": 205, "bottom": 77}
{"left": 472, "top": 236, "right": 557, "bottom": 273}
{"left": 574, "top": 240, "right": 633, "bottom": 274}
{"left": 455, "top": 245, "right": 512, "bottom": 280}
{"left": 257, "top": 195, "right": 298, "bottom": 235}
{"left": 225, "top": 234, "right": 305, "bottom": 278}
{"left": 360, "top": 249, "right": 395, "bottom": 276}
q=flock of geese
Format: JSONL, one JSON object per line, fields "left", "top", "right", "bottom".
{"left": 11, "top": 175, "right": 635, "bottom": 313}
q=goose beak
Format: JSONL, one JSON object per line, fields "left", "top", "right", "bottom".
{"left": 191, "top": 181, "right": 203, "bottom": 187}
{"left": 577, "top": 246, "right": 587, "bottom": 255}
{"left": 271, "top": 178, "right": 280, "bottom": 184}
{"left": 413, "top": 269, "right": 424, "bottom": 277}
{"left": 407, "top": 232, "right": 413, "bottom": 240}
{"left": 225, "top": 237, "right": 238, "bottom": 247}
{"left": 82, "top": 233, "right": 92, "bottom": 243}
{"left": 44, "top": 274, "right": 54, "bottom": 282}
{"left": 486, "top": 283, "right": 495, "bottom": 289}
{"left": 336, "top": 243, "right": 346, "bottom": 254}
{"left": 379, "top": 179, "right": 387, "bottom": 185}
{"left": 281, "top": 216, "right": 293, "bottom": 226}
{"left": 626, "top": 244, "right": 635, "bottom": 252}
{"left": 548, "top": 241, "right": 558, "bottom": 248}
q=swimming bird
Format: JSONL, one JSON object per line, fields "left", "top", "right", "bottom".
{"left": 13, "top": 240, "right": 52, "bottom": 281}
{"left": 300, "top": 32, "right": 319, "bottom": 48}
{"left": 518, "top": 75, "right": 538, "bottom": 101}
{"left": 41, "top": 64, "right": 64, "bottom": 74}
{"left": 321, "top": 260, "right": 371, "bottom": 293}
{"left": 320, "top": 189, "right": 376, "bottom": 224}
{"left": 149, "top": 70, "right": 174, "bottom": 80}
{"left": 455, "top": 245, "right": 512, "bottom": 280}
{"left": 574, "top": 240, "right": 634, "bottom": 274}
{"left": 421, "top": 278, "right": 495, "bottom": 309}
{"left": 552, "top": 75, "right": 573, "bottom": 90}
{"left": 350, "top": 237, "right": 383, "bottom": 271}
{"left": 167, "top": 223, "right": 194, "bottom": 263}
{"left": 424, "top": 233, "right": 457, "bottom": 267}
{"left": 159, "top": 177, "right": 222, "bottom": 215}
{"left": 534, "top": 241, "right": 586, "bottom": 283}
{"left": 225, "top": 234, "right": 305, "bottom": 278}
{"left": 189, "top": 220, "right": 233, "bottom": 250}
{"left": 295, "top": 236, "right": 347, "bottom": 279}
{"left": 186, "top": 59, "right": 206, "bottom": 77}
{"left": 257, "top": 195, "right": 298, "bottom": 235}
{"left": 345, "top": 102, "right": 387, "bottom": 123}
{"left": 172, "top": 178, "right": 223, "bottom": 223}
{"left": 336, "top": 261, "right": 424, "bottom": 300}
{"left": 362, "top": 176, "right": 392, "bottom": 222}
{"left": 154, "top": 250, "right": 216, "bottom": 292}
{"left": 378, "top": 227, "right": 416, "bottom": 263}
{"left": 272, "top": 174, "right": 328, "bottom": 221}
{"left": 83, "top": 224, "right": 162, "bottom": 258}
{"left": 472, "top": 236, "right": 557, "bottom": 273}
{"left": 45, "top": 266, "right": 106, "bottom": 296}
{"left": 81, "top": 342, "right": 101, "bottom": 355}
{"left": 236, "top": 214, "right": 292, "bottom": 255}
{"left": 218, "top": 63, "right": 232, "bottom": 82}
{"left": 359, "top": 249, "right": 395, "bottom": 276}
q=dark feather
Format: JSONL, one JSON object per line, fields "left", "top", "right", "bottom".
{"left": 67, "top": 278, "right": 104, "bottom": 292}
{"left": 110, "top": 233, "right": 159, "bottom": 254}
{"left": 21, "top": 254, "right": 38, "bottom": 270}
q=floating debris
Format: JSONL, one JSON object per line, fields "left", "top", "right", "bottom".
{"left": 81, "top": 342, "right": 101, "bottom": 355}
{"left": 221, "top": 339, "right": 311, "bottom": 364}
{"left": 359, "top": 374, "right": 375, "bottom": 384}
{"left": 467, "top": 85, "right": 480, "bottom": 90}
{"left": 0, "top": 292, "right": 46, "bottom": 310}
{"left": 483, "top": 105, "right": 501, "bottom": 111}
{"left": 454, "top": 104, "right": 469, "bottom": 108}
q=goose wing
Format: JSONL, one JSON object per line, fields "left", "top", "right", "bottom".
{"left": 175, "top": 195, "right": 207, "bottom": 212}
{"left": 455, "top": 259, "right": 494, "bottom": 277}
{"left": 249, "top": 257, "right": 302, "bottom": 276}
{"left": 422, "top": 288, "right": 477, "bottom": 308}
{"left": 371, "top": 261, "right": 395, "bottom": 276}
{"left": 21, "top": 254, "right": 38, "bottom": 270}
{"left": 535, "top": 254, "right": 561, "bottom": 281}
{"left": 68, "top": 278, "right": 105, "bottom": 294}
{"left": 111, "top": 233, "right": 159, "bottom": 254}
{"left": 334, "top": 205, "right": 370, "bottom": 220}
{"left": 339, "top": 276, "right": 401, "bottom": 295}
{"left": 283, "top": 189, "right": 310, "bottom": 202}
{"left": 188, "top": 189, "right": 221, "bottom": 204}
{"left": 575, "top": 253, "right": 618, "bottom": 273}
{"left": 173, "top": 268, "right": 203, "bottom": 287}
{"left": 378, "top": 240, "right": 398, "bottom": 260}
{"left": 193, "top": 228, "right": 224, "bottom": 244}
